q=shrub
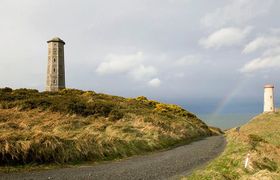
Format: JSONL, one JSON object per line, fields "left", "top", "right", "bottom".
{"left": 82, "top": 91, "right": 96, "bottom": 97}
{"left": 248, "top": 134, "right": 267, "bottom": 150}
{"left": 0, "top": 87, "right": 197, "bottom": 121}
{"left": 108, "top": 109, "right": 124, "bottom": 121}
{"left": 86, "top": 101, "right": 113, "bottom": 117}
{"left": 147, "top": 100, "right": 158, "bottom": 107}
{"left": 12, "top": 88, "right": 39, "bottom": 94}
{"left": 59, "top": 88, "right": 84, "bottom": 95}
{"left": 0, "top": 94, "right": 15, "bottom": 101}
{"left": 11, "top": 89, "right": 40, "bottom": 101}
{"left": 253, "top": 157, "right": 278, "bottom": 172}
{"left": 67, "top": 101, "right": 87, "bottom": 115}
{"left": 136, "top": 96, "right": 148, "bottom": 101}
{"left": 35, "top": 98, "right": 52, "bottom": 110}
{"left": 19, "top": 100, "right": 38, "bottom": 110}
{"left": 0, "top": 87, "right": 12, "bottom": 93}
{"left": 0, "top": 102, "right": 15, "bottom": 109}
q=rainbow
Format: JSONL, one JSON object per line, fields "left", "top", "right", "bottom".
{"left": 212, "top": 78, "right": 248, "bottom": 115}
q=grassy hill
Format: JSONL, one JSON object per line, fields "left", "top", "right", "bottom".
{"left": 0, "top": 88, "right": 217, "bottom": 171}
{"left": 186, "top": 112, "right": 280, "bottom": 180}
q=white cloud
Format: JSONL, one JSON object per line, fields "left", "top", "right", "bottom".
{"left": 201, "top": 0, "right": 274, "bottom": 28}
{"left": 174, "top": 55, "right": 200, "bottom": 66}
{"left": 199, "top": 27, "right": 252, "bottom": 49}
{"left": 243, "top": 36, "right": 280, "bottom": 54}
{"left": 241, "top": 29, "right": 280, "bottom": 73}
{"left": 148, "top": 78, "right": 161, "bottom": 87}
{"left": 96, "top": 52, "right": 143, "bottom": 74}
{"left": 240, "top": 54, "right": 280, "bottom": 73}
{"left": 263, "top": 46, "right": 280, "bottom": 56}
{"left": 96, "top": 52, "right": 159, "bottom": 83}
{"left": 130, "top": 65, "right": 157, "bottom": 80}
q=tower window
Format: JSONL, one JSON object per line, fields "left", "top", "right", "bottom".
{"left": 53, "top": 58, "right": 56, "bottom": 62}
{"left": 53, "top": 68, "right": 56, "bottom": 72}
{"left": 53, "top": 80, "right": 56, "bottom": 84}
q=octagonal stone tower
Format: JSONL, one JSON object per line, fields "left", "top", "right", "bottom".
{"left": 264, "top": 84, "right": 275, "bottom": 112}
{"left": 46, "top": 37, "right": 66, "bottom": 91}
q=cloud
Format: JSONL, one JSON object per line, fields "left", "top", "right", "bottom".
{"left": 96, "top": 52, "right": 143, "bottom": 74}
{"left": 96, "top": 52, "right": 159, "bottom": 84}
{"left": 269, "top": 28, "right": 280, "bottom": 35}
{"left": 201, "top": 0, "right": 274, "bottom": 28}
{"left": 0, "top": 0, "right": 279, "bottom": 114}
{"left": 263, "top": 46, "right": 280, "bottom": 56}
{"left": 148, "top": 78, "right": 161, "bottom": 87}
{"left": 130, "top": 65, "right": 157, "bottom": 80}
{"left": 241, "top": 29, "right": 280, "bottom": 73}
{"left": 240, "top": 54, "right": 280, "bottom": 73}
{"left": 199, "top": 27, "right": 252, "bottom": 49}
{"left": 174, "top": 55, "right": 200, "bottom": 66}
{"left": 243, "top": 36, "right": 280, "bottom": 54}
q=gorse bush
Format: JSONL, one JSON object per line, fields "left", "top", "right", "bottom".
{"left": 0, "top": 88, "right": 199, "bottom": 120}
{"left": 154, "top": 103, "right": 197, "bottom": 118}
{"left": 0, "top": 88, "right": 116, "bottom": 118}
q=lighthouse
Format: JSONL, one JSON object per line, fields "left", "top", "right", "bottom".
{"left": 46, "top": 37, "right": 66, "bottom": 91}
{"left": 263, "top": 84, "right": 275, "bottom": 112}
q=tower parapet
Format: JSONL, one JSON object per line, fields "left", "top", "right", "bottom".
{"left": 263, "top": 84, "right": 275, "bottom": 112}
{"left": 46, "top": 37, "right": 66, "bottom": 91}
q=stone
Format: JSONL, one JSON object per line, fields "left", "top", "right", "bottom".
{"left": 46, "top": 37, "right": 66, "bottom": 91}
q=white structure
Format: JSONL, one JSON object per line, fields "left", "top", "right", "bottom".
{"left": 264, "top": 84, "right": 275, "bottom": 112}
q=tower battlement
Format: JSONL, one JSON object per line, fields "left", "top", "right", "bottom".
{"left": 46, "top": 37, "right": 66, "bottom": 91}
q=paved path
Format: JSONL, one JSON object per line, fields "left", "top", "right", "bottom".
{"left": 0, "top": 136, "right": 226, "bottom": 180}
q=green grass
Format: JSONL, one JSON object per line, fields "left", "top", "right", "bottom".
{"left": 0, "top": 88, "right": 218, "bottom": 172}
{"left": 185, "top": 112, "right": 280, "bottom": 180}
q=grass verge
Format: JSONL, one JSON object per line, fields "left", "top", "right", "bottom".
{"left": 185, "top": 111, "right": 280, "bottom": 180}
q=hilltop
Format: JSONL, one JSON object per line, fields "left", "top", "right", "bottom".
{"left": 186, "top": 112, "right": 280, "bottom": 179}
{"left": 0, "top": 88, "right": 218, "bottom": 171}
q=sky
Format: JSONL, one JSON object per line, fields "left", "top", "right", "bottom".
{"left": 0, "top": 0, "right": 280, "bottom": 114}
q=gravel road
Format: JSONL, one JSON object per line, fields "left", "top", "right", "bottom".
{"left": 0, "top": 135, "right": 226, "bottom": 180}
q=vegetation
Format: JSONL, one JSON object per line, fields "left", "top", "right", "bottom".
{"left": 185, "top": 112, "right": 280, "bottom": 180}
{"left": 0, "top": 88, "right": 217, "bottom": 171}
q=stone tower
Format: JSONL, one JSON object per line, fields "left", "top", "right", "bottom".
{"left": 46, "top": 37, "right": 66, "bottom": 91}
{"left": 264, "top": 84, "right": 275, "bottom": 112}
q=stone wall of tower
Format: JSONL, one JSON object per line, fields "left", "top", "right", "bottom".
{"left": 264, "top": 85, "right": 275, "bottom": 112}
{"left": 46, "top": 38, "right": 65, "bottom": 91}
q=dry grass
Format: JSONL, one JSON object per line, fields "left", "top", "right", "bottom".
{"left": 0, "top": 88, "right": 217, "bottom": 171}
{"left": 185, "top": 111, "right": 280, "bottom": 180}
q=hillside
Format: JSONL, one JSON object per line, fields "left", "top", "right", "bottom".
{"left": 186, "top": 112, "right": 280, "bottom": 180}
{"left": 0, "top": 88, "right": 217, "bottom": 171}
